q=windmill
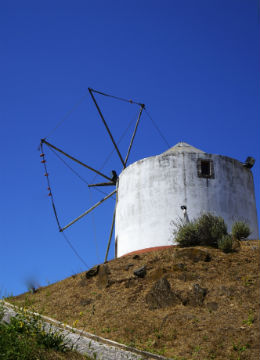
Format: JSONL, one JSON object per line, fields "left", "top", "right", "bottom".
{"left": 40, "top": 88, "right": 145, "bottom": 264}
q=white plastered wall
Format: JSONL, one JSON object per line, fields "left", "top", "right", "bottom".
{"left": 115, "top": 151, "right": 259, "bottom": 257}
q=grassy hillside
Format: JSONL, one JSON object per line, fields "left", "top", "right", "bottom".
{"left": 8, "top": 241, "right": 260, "bottom": 360}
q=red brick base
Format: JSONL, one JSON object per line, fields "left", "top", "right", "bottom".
{"left": 121, "top": 245, "right": 174, "bottom": 257}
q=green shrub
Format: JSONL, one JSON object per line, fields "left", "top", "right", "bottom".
{"left": 232, "top": 221, "right": 251, "bottom": 240}
{"left": 174, "top": 221, "right": 200, "bottom": 247}
{"left": 0, "top": 306, "right": 70, "bottom": 360}
{"left": 196, "top": 213, "right": 227, "bottom": 247}
{"left": 217, "top": 234, "right": 233, "bottom": 253}
{"left": 173, "top": 213, "right": 228, "bottom": 248}
{"left": 36, "top": 325, "right": 67, "bottom": 352}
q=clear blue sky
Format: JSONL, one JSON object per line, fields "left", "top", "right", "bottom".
{"left": 1, "top": 0, "right": 259, "bottom": 297}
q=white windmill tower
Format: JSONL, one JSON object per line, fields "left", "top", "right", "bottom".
{"left": 115, "top": 141, "right": 259, "bottom": 257}
{"left": 40, "top": 90, "right": 259, "bottom": 264}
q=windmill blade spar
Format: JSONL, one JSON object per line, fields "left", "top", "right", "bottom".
{"left": 88, "top": 182, "right": 115, "bottom": 187}
{"left": 124, "top": 104, "right": 145, "bottom": 166}
{"left": 60, "top": 189, "right": 116, "bottom": 232}
{"left": 41, "top": 139, "right": 112, "bottom": 182}
{"left": 88, "top": 88, "right": 126, "bottom": 168}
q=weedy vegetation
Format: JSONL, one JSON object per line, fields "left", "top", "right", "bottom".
{"left": 232, "top": 221, "right": 251, "bottom": 240}
{"left": 0, "top": 304, "right": 90, "bottom": 360}
{"left": 217, "top": 234, "right": 233, "bottom": 253}
{"left": 173, "top": 213, "right": 251, "bottom": 253}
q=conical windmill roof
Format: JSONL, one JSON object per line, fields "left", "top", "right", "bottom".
{"left": 162, "top": 142, "right": 205, "bottom": 155}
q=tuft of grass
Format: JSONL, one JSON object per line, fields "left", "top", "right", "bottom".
{"left": 217, "top": 234, "right": 233, "bottom": 253}
{"left": 232, "top": 221, "right": 251, "bottom": 240}
{"left": 196, "top": 213, "right": 227, "bottom": 247}
{"left": 243, "top": 311, "right": 255, "bottom": 326}
{"left": 173, "top": 220, "right": 199, "bottom": 247}
{"left": 173, "top": 213, "right": 227, "bottom": 248}
{"left": 232, "top": 342, "right": 250, "bottom": 352}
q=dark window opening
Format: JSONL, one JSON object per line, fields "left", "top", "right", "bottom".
{"left": 201, "top": 160, "right": 211, "bottom": 176}
{"left": 197, "top": 159, "right": 214, "bottom": 179}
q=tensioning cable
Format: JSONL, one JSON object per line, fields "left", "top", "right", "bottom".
{"left": 144, "top": 108, "right": 170, "bottom": 148}
{"left": 44, "top": 91, "right": 89, "bottom": 139}
{"left": 89, "top": 88, "right": 144, "bottom": 107}
{"left": 39, "top": 142, "right": 89, "bottom": 268}
{"left": 40, "top": 142, "right": 62, "bottom": 230}
{"left": 60, "top": 231, "right": 89, "bottom": 268}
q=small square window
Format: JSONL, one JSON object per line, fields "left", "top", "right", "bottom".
{"left": 197, "top": 159, "right": 214, "bottom": 179}
{"left": 201, "top": 160, "right": 210, "bottom": 176}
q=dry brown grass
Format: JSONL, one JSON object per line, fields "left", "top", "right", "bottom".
{"left": 40, "top": 349, "right": 91, "bottom": 360}
{"left": 8, "top": 241, "right": 260, "bottom": 360}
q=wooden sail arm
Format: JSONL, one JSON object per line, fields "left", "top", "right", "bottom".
{"left": 88, "top": 88, "right": 126, "bottom": 168}
{"left": 60, "top": 189, "right": 116, "bottom": 232}
{"left": 124, "top": 103, "right": 145, "bottom": 166}
{"left": 88, "top": 182, "right": 115, "bottom": 187}
{"left": 41, "top": 139, "right": 112, "bottom": 182}
{"left": 88, "top": 170, "right": 118, "bottom": 187}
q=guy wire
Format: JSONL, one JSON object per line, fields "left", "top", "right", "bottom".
{"left": 40, "top": 143, "right": 89, "bottom": 268}
{"left": 45, "top": 91, "right": 89, "bottom": 139}
{"left": 144, "top": 108, "right": 171, "bottom": 148}
{"left": 61, "top": 231, "right": 89, "bottom": 268}
{"left": 90, "top": 88, "right": 143, "bottom": 106}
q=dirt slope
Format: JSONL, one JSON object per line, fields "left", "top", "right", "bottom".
{"left": 9, "top": 241, "right": 260, "bottom": 360}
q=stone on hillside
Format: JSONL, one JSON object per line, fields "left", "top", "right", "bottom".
{"left": 80, "top": 298, "right": 93, "bottom": 306}
{"left": 125, "top": 278, "right": 136, "bottom": 288}
{"left": 206, "top": 302, "right": 218, "bottom": 311}
{"left": 124, "top": 263, "right": 134, "bottom": 271}
{"left": 173, "top": 263, "right": 186, "bottom": 271}
{"left": 186, "top": 283, "right": 207, "bottom": 306}
{"left": 97, "top": 264, "right": 111, "bottom": 289}
{"left": 133, "top": 266, "right": 146, "bottom": 278}
{"left": 86, "top": 265, "right": 100, "bottom": 278}
{"left": 145, "top": 277, "right": 181, "bottom": 309}
{"left": 149, "top": 267, "right": 167, "bottom": 281}
{"left": 218, "top": 285, "right": 235, "bottom": 297}
{"left": 174, "top": 248, "right": 211, "bottom": 263}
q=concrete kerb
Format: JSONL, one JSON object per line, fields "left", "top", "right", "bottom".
{"left": 1, "top": 301, "right": 171, "bottom": 360}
